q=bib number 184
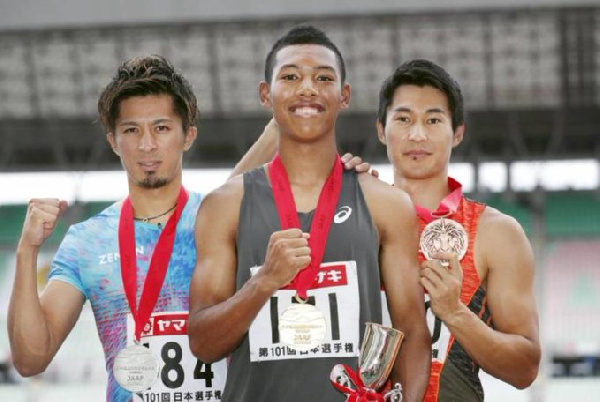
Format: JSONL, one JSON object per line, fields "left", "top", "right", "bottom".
{"left": 143, "top": 341, "right": 214, "bottom": 389}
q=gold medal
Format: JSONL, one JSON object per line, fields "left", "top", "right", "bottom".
{"left": 279, "top": 299, "right": 327, "bottom": 351}
{"left": 113, "top": 343, "right": 159, "bottom": 392}
{"left": 420, "top": 217, "right": 468, "bottom": 265}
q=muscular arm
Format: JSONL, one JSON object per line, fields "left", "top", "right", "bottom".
{"left": 360, "top": 175, "right": 431, "bottom": 402}
{"left": 442, "top": 210, "right": 541, "bottom": 387}
{"left": 229, "top": 119, "right": 278, "bottom": 178}
{"left": 188, "top": 176, "right": 311, "bottom": 362}
{"left": 8, "top": 199, "right": 85, "bottom": 376}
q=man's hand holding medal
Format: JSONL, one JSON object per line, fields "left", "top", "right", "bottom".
{"left": 416, "top": 177, "right": 469, "bottom": 323}
{"left": 419, "top": 251, "right": 465, "bottom": 322}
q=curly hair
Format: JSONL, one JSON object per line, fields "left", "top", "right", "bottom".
{"left": 97, "top": 54, "right": 197, "bottom": 133}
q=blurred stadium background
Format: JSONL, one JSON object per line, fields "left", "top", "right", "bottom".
{"left": 0, "top": 0, "right": 599, "bottom": 400}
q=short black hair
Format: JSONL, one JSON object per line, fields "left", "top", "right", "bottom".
{"left": 264, "top": 24, "right": 346, "bottom": 84}
{"left": 98, "top": 54, "right": 197, "bottom": 133}
{"left": 377, "top": 59, "right": 464, "bottom": 130}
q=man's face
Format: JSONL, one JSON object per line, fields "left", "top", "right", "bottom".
{"left": 260, "top": 44, "right": 350, "bottom": 143}
{"left": 107, "top": 95, "right": 196, "bottom": 190}
{"left": 377, "top": 84, "right": 464, "bottom": 180}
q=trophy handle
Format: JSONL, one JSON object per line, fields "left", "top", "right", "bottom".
{"left": 383, "top": 383, "right": 403, "bottom": 402}
{"left": 330, "top": 364, "right": 359, "bottom": 391}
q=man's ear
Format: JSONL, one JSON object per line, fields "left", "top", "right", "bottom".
{"left": 452, "top": 124, "right": 465, "bottom": 148}
{"left": 106, "top": 132, "right": 120, "bottom": 156}
{"left": 183, "top": 126, "right": 197, "bottom": 152}
{"left": 376, "top": 121, "right": 387, "bottom": 145}
{"left": 340, "top": 83, "right": 351, "bottom": 110}
{"left": 259, "top": 81, "right": 272, "bottom": 108}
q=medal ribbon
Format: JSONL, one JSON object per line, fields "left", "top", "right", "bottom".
{"left": 118, "top": 187, "right": 189, "bottom": 342}
{"left": 269, "top": 153, "right": 343, "bottom": 300}
{"left": 330, "top": 364, "right": 386, "bottom": 401}
{"left": 414, "top": 177, "right": 463, "bottom": 223}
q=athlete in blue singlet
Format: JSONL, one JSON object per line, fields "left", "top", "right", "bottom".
{"left": 7, "top": 55, "right": 278, "bottom": 402}
{"left": 48, "top": 193, "right": 229, "bottom": 401}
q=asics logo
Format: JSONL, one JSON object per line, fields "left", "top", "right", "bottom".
{"left": 334, "top": 206, "right": 352, "bottom": 224}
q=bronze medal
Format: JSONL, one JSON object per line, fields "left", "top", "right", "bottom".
{"left": 420, "top": 217, "right": 468, "bottom": 265}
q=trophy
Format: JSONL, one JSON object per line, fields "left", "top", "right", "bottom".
{"left": 331, "top": 322, "right": 404, "bottom": 401}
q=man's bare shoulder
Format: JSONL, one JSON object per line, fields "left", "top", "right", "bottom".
{"left": 476, "top": 205, "right": 533, "bottom": 275}
{"left": 357, "top": 172, "right": 413, "bottom": 210}
{"left": 478, "top": 205, "right": 528, "bottom": 242}
{"left": 357, "top": 173, "right": 417, "bottom": 235}
{"left": 199, "top": 174, "right": 245, "bottom": 215}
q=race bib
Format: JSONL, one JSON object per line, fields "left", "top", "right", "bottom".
{"left": 248, "top": 261, "right": 361, "bottom": 362}
{"left": 127, "top": 311, "right": 227, "bottom": 401}
{"left": 425, "top": 294, "right": 452, "bottom": 362}
{"left": 381, "top": 292, "right": 452, "bottom": 362}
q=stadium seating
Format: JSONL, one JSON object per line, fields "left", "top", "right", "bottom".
{"left": 545, "top": 192, "right": 600, "bottom": 238}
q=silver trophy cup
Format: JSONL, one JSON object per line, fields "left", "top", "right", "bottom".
{"left": 358, "top": 322, "right": 405, "bottom": 401}
{"left": 330, "top": 322, "right": 405, "bottom": 401}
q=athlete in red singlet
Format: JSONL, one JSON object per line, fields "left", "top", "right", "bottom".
{"left": 376, "top": 59, "right": 541, "bottom": 401}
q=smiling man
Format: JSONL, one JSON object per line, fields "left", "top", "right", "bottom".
{"left": 187, "top": 25, "right": 430, "bottom": 402}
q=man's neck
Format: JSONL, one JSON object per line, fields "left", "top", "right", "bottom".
{"left": 275, "top": 136, "right": 339, "bottom": 213}
{"left": 395, "top": 172, "right": 452, "bottom": 211}
{"left": 128, "top": 178, "right": 182, "bottom": 220}
{"left": 277, "top": 136, "right": 338, "bottom": 187}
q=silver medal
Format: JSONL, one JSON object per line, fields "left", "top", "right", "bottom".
{"left": 279, "top": 300, "right": 327, "bottom": 351}
{"left": 113, "top": 343, "right": 159, "bottom": 392}
{"left": 420, "top": 217, "right": 468, "bottom": 265}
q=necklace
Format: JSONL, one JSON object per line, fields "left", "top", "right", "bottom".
{"left": 133, "top": 202, "right": 178, "bottom": 223}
